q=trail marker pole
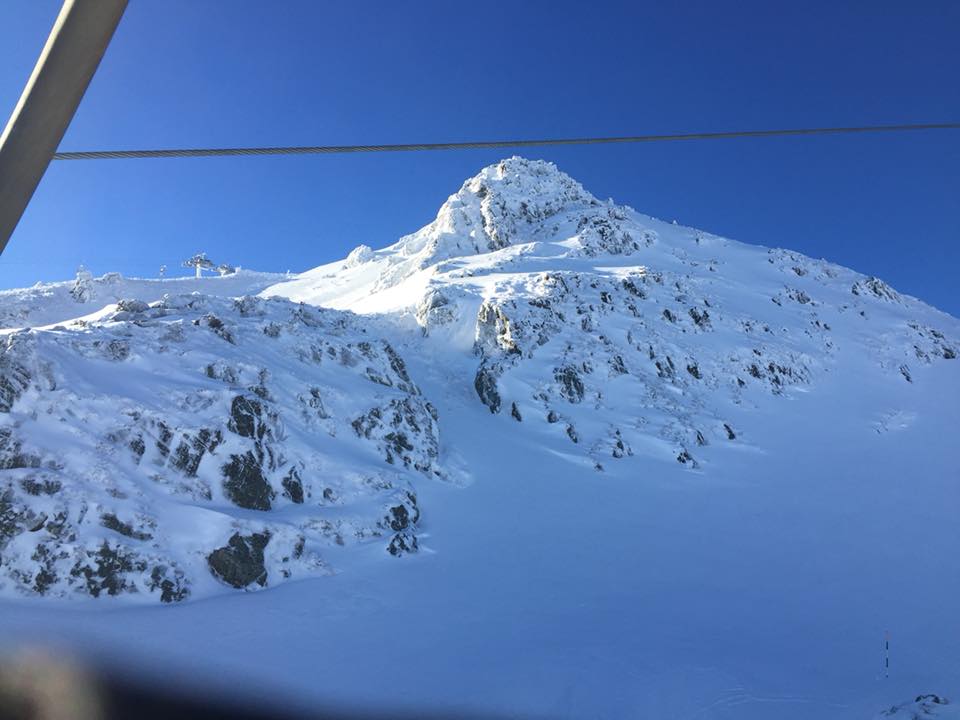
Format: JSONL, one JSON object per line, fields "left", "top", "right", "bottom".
{"left": 884, "top": 630, "right": 890, "bottom": 678}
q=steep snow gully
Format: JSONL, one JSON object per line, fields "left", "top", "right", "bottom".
{"left": 0, "top": 158, "right": 957, "bottom": 719}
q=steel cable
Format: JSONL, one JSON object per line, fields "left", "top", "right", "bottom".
{"left": 51, "top": 122, "right": 960, "bottom": 161}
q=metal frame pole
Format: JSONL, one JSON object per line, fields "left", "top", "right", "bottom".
{"left": 0, "top": 0, "right": 127, "bottom": 255}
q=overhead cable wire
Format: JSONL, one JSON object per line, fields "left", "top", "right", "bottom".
{"left": 51, "top": 122, "right": 960, "bottom": 161}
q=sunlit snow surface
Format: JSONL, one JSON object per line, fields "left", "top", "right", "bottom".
{"left": 0, "top": 158, "right": 957, "bottom": 718}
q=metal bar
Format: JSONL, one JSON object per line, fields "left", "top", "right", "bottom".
{"left": 51, "top": 122, "right": 960, "bottom": 161}
{"left": 0, "top": 0, "right": 127, "bottom": 255}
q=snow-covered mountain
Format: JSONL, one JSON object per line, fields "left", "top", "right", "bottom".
{"left": 0, "top": 157, "right": 957, "bottom": 718}
{"left": 268, "top": 156, "right": 957, "bottom": 473}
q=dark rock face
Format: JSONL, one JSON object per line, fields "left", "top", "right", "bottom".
{"left": 70, "top": 542, "right": 146, "bottom": 598}
{"left": 621, "top": 276, "right": 646, "bottom": 298}
{"left": 608, "top": 355, "right": 627, "bottom": 376}
{"left": 688, "top": 307, "right": 712, "bottom": 329}
{"left": 171, "top": 428, "right": 222, "bottom": 478}
{"left": 381, "top": 492, "right": 421, "bottom": 557}
{"left": 387, "top": 532, "right": 418, "bottom": 557}
{"left": 1, "top": 487, "right": 191, "bottom": 601}
{"left": 281, "top": 466, "right": 305, "bottom": 504}
{"left": 101, "top": 513, "right": 152, "bottom": 541}
{"left": 149, "top": 565, "right": 189, "bottom": 603}
{"left": 351, "top": 407, "right": 382, "bottom": 437}
{"left": 220, "top": 393, "right": 285, "bottom": 509}
{"left": 382, "top": 342, "right": 416, "bottom": 393}
{"left": 907, "top": 323, "right": 957, "bottom": 363}
{"left": 611, "top": 430, "right": 631, "bottom": 459}
{"left": 222, "top": 452, "right": 274, "bottom": 510}
{"left": 914, "top": 694, "right": 947, "bottom": 705}
{"left": 387, "top": 504, "right": 410, "bottom": 531}
{"left": 0, "top": 428, "right": 41, "bottom": 470}
{"left": 19, "top": 477, "right": 61, "bottom": 496}
{"left": 0, "top": 335, "right": 32, "bottom": 414}
{"left": 31, "top": 543, "right": 61, "bottom": 595}
{"left": 474, "top": 363, "right": 502, "bottom": 413}
{"left": 228, "top": 396, "right": 265, "bottom": 440}
{"left": 352, "top": 398, "right": 440, "bottom": 475}
{"left": 207, "top": 532, "right": 270, "bottom": 588}
{"left": 194, "top": 313, "right": 235, "bottom": 343}
{"left": 555, "top": 366, "right": 585, "bottom": 403}
{"left": 785, "top": 288, "right": 812, "bottom": 305}
{"left": 0, "top": 487, "right": 19, "bottom": 547}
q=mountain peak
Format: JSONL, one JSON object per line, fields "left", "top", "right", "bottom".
{"left": 263, "top": 157, "right": 723, "bottom": 313}
{"left": 460, "top": 156, "right": 594, "bottom": 207}
{"left": 385, "top": 157, "right": 599, "bottom": 266}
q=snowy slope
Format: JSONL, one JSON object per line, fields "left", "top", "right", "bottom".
{"left": 0, "top": 268, "right": 286, "bottom": 329}
{"left": 0, "top": 158, "right": 957, "bottom": 719}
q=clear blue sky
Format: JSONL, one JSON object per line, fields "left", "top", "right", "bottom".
{"left": 1, "top": 1, "right": 958, "bottom": 313}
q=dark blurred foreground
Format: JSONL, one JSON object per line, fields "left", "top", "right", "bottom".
{"left": 0, "top": 651, "right": 297, "bottom": 720}
{"left": 0, "top": 650, "right": 503, "bottom": 720}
